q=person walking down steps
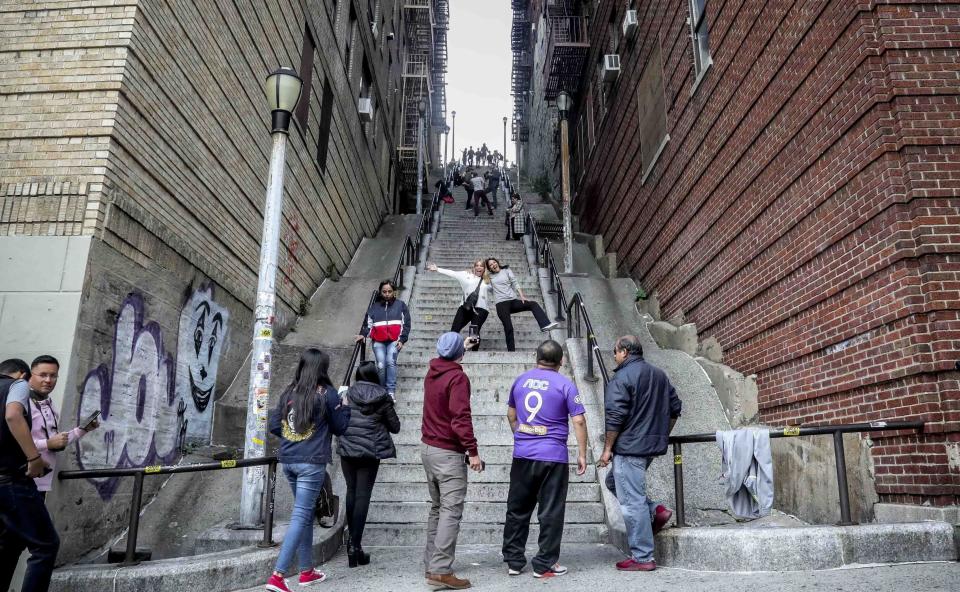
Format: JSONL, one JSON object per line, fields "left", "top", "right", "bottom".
{"left": 486, "top": 258, "right": 559, "bottom": 351}
{"left": 425, "top": 260, "right": 490, "bottom": 351}
{"left": 337, "top": 360, "right": 401, "bottom": 568}
{"left": 470, "top": 172, "right": 493, "bottom": 217}
{"left": 356, "top": 280, "right": 411, "bottom": 399}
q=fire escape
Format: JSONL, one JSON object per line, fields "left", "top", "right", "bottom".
{"left": 398, "top": 0, "right": 435, "bottom": 194}
{"left": 541, "top": 0, "right": 590, "bottom": 99}
{"left": 511, "top": 0, "right": 531, "bottom": 142}
{"left": 432, "top": 0, "right": 449, "bottom": 131}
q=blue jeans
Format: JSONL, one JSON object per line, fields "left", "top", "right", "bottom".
{"left": 0, "top": 478, "right": 60, "bottom": 592}
{"left": 275, "top": 463, "right": 326, "bottom": 575}
{"left": 372, "top": 341, "right": 399, "bottom": 394}
{"left": 613, "top": 455, "right": 659, "bottom": 562}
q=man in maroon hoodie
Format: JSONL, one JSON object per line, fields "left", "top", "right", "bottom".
{"left": 421, "top": 332, "right": 484, "bottom": 590}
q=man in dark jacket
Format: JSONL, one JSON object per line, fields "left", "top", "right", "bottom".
{"left": 597, "top": 336, "right": 681, "bottom": 572}
{"left": 421, "top": 333, "right": 484, "bottom": 590}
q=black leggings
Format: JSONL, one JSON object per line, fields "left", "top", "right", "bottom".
{"left": 341, "top": 457, "right": 380, "bottom": 548}
{"left": 495, "top": 299, "right": 551, "bottom": 351}
{"left": 451, "top": 305, "right": 490, "bottom": 350}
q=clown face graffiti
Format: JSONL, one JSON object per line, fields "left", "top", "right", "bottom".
{"left": 176, "top": 285, "right": 229, "bottom": 441}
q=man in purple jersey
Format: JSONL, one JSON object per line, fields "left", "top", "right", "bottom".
{"left": 501, "top": 340, "right": 587, "bottom": 579}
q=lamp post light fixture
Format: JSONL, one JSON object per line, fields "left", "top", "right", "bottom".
{"left": 556, "top": 91, "right": 574, "bottom": 274}
{"left": 451, "top": 110, "right": 457, "bottom": 164}
{"left": 239, "top": 66, "right": 303, "bottom": 528}
{"left": 416, "top": 98, "right": 427, "bottom": 215}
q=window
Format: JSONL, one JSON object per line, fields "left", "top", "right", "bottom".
{"left": 637, "top": 41, "right": 669, "bottom": 183}
{"left": 295, "top": 26, "right": 316, "bottom": 128}
{"left": 688, "top": 0, "right": 711, "bottom": 83}
{"left": 317, "top": 80, "right": 335, "bottom": 173}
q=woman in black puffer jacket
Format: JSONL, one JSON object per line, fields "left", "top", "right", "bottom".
{"left": 337, "top": 361, "right": 401, "bottom": 567}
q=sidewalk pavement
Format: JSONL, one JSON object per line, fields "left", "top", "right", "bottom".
{"left": 230, "top": 543, "right": 958, "bottom": 591}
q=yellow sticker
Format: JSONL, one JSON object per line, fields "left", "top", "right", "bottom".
{"left": 144, "top": 465, "right": 162, "bottom": 474}
{"left": 673, "top": 454, "right": 682, "bottom": 465}
{"left": 258, "top": 328, "right": 273, "bottom": 338}
{"left": 783, "top": 426, "right": 801, "bottom": 437}
{"left": 221, "top": 459, "right": 237, "bottom": 469}
{"left": 252, "top": 437, "right": 264, "bottom": 446}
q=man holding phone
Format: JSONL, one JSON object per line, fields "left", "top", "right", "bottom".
{"left": 421, "top": 333, "right": 484, "bottom": 590}
{"left": 28, "top": 355, "right": 99, "bottom": 497}
{"left": 0, "top": 358, "right": 60, "bottom": 592}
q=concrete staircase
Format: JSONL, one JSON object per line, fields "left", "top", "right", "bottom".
{"left": 362, "top": 175, "right": 608, "bottom": 546}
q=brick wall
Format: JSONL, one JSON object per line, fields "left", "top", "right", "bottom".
{"left": 572, "top": 0, "right": 960, "bottom": 504}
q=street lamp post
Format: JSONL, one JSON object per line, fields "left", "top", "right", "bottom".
{"left": 451, "top": 110, "right": 457, "bottom": 164}
{"left": 443, "top": 124, "right": 450, "bottom": 179}
{"left": 502, "top": 117, "right": 508, "bottom": 168}
{"left": 239, "top": 67, "right": 303, "bottom": 528}
{"left": 556, "top": 91, "right": 574, "bottom": 274}
{"left": 416, "top": 98, "right": 426, "bottom": 215}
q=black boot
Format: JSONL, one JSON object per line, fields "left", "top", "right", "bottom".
{"left": 352, "top": 544, "right": 370, "bottom": 566}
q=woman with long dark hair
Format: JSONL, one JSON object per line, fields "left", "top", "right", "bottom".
{"left": 337, "top": 360, "right": 401, "bottom": 567}
{"left": 265, "top": 348, "right": 350, "bottom": 592}
{"left": 486, "top": 257, "right": 559, "bottom": 351}
{"left": 355, "top": 280, "right": 411, "bottom": 399}
{"left": 425, "top": 259, "right": 490, "bottom": 351}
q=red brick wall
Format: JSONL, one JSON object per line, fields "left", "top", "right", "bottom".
{"left": 573, "top": 0, "right": 960, "bottom": 504}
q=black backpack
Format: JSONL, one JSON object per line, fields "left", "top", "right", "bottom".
{"left": 314, "top": 470, "right": 339, "bottom": 528}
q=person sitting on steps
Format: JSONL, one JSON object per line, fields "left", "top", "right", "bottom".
{"left": 485, "top": 258, "right": 559, "bottom": 352}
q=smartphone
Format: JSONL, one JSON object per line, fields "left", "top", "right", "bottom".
{"left": 20, "top": 463, "right": 53, "bottom": 477}
{"left": 463, "top": 455, "right": 485, "bottom": 471}
{"left": 467, "top": 325, "right": 479, "bottom": 338}
{"left": 80, "top": 409, "right": 101, "bottom": 431}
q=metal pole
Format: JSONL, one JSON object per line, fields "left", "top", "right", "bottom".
{"left": 673, "top": 442, "right": 686, "bottom": 527}
{"left": 123, "top": 471, "right": 145, "bottom": 565}
{"left": 260, "top": 460, "right": 278, "bottom": 547}
{"left": 416, "top": 113, "right": 424, "bottom": 216}
{"left": 503, "top": 117, "right": 508, "bottom": 167}
{"left": 833, "top": 430, "right": 855, "bottom": 525}
{"left": 560, "top": 117, "right": 574, "bottom": 274}
{"left": 240, "top": 130, "right": 288, "bottom": 527}
{"left": 451, "top": 111, "right": 456, "bottom": 164}
{"left": 443, "top": 127, "right": 449, "bottom": 179}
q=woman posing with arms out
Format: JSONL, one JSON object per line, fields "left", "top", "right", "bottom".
{"left": 486, "top": 258, "right": 559, "bottom": 352}
{"left": 337, "top": 360, "right": 401, "bottom": 567}
{"left": 356, "top": 280, "right": 411, "bottom": 399}
{"left": 425, "top": 259, "right": 490, "bottom": 351}
{"left": 266, "top": 348, "right": 350, "bottom": 592}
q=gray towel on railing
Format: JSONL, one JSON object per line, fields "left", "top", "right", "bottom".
{"left": 715, "top": 428, "right": 774, "bottom": 519}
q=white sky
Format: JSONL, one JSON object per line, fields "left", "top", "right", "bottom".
{"left": 445, "top": 0, "right": 515, "bottom": 164}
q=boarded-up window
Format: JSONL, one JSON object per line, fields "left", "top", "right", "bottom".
{"left": 637, "top": 40, "right": 670, "bottom": 183}
{"left": 296, "top": 26, "right": 315, "bottom": 128}
{"left": 317, "top": 80, "right": 334, "bottom": 173}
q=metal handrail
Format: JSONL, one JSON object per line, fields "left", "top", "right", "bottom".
{"left": 668, "top": 421, "right": 926, "bottom": 528}
{"left": 538, "top": 238, "right": 566, "bottom": 322}
{"left": 565, "top": 292, "right": 610, "bottom": 384}
{"left": 59, "top": 457, "right": 280, "bottom": 565}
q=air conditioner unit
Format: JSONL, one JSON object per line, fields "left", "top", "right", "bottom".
{"left": 358, "top": 98, "right": 373, "bottom": 122}
{"left": 603, "top": 54, "right": 621, "bottom": 82}
{"left": 622, "top": 10, "right": 638, "bottom": 37}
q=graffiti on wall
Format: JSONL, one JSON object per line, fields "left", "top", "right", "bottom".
{"left": 77, "top": 284, "right": 230, "bottom": 499}
{"left": 175, "top": 284, "right": 230, "bottom": 441}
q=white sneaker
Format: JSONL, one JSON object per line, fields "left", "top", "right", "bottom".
{"left": 533, "top": 564, "right": 567, "bottom": 578}
{"left": 541, "top": 322, "right": 560, "bottom": 332}
{"left": 507, "top": 568, "right": 522, "bottom": 576}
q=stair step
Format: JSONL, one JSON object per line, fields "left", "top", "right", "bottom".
{"left": 361, "top": 523, "right": 607, "bottom": 546}
{"left": 385, "top": 444, "right": 590, "bottom": 464}
{"left": 369, "top": 481, "right": 600, "bottom": 502}
{"left": 366, "top": 501, "right": 605, "bottom": 524}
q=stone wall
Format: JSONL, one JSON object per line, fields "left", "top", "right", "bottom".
{"left": 569, "top": 1, "right": 960, "bottom": 505}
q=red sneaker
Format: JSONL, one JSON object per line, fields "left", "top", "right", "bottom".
{"left": 298, "top": 569, "right": 327, "bottom": 586}
{"left": 266, "top": 573, "right": 292, "bottom": 592}
{"left": 652, "top": 505, "right": 673, "bottom": 535}
{"left": 616, "top": 558, "right": 656, "bottom": 572}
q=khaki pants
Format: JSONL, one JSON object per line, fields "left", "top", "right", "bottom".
{"left": 421, "top": 445, "right": 468, "bottom": 574}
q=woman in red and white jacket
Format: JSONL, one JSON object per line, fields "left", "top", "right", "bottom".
{"left": 355, "top": 280, "right": 411, "bottom": 399}
{"left": 28, "top": 355, "right": 99, "bottom": 496}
